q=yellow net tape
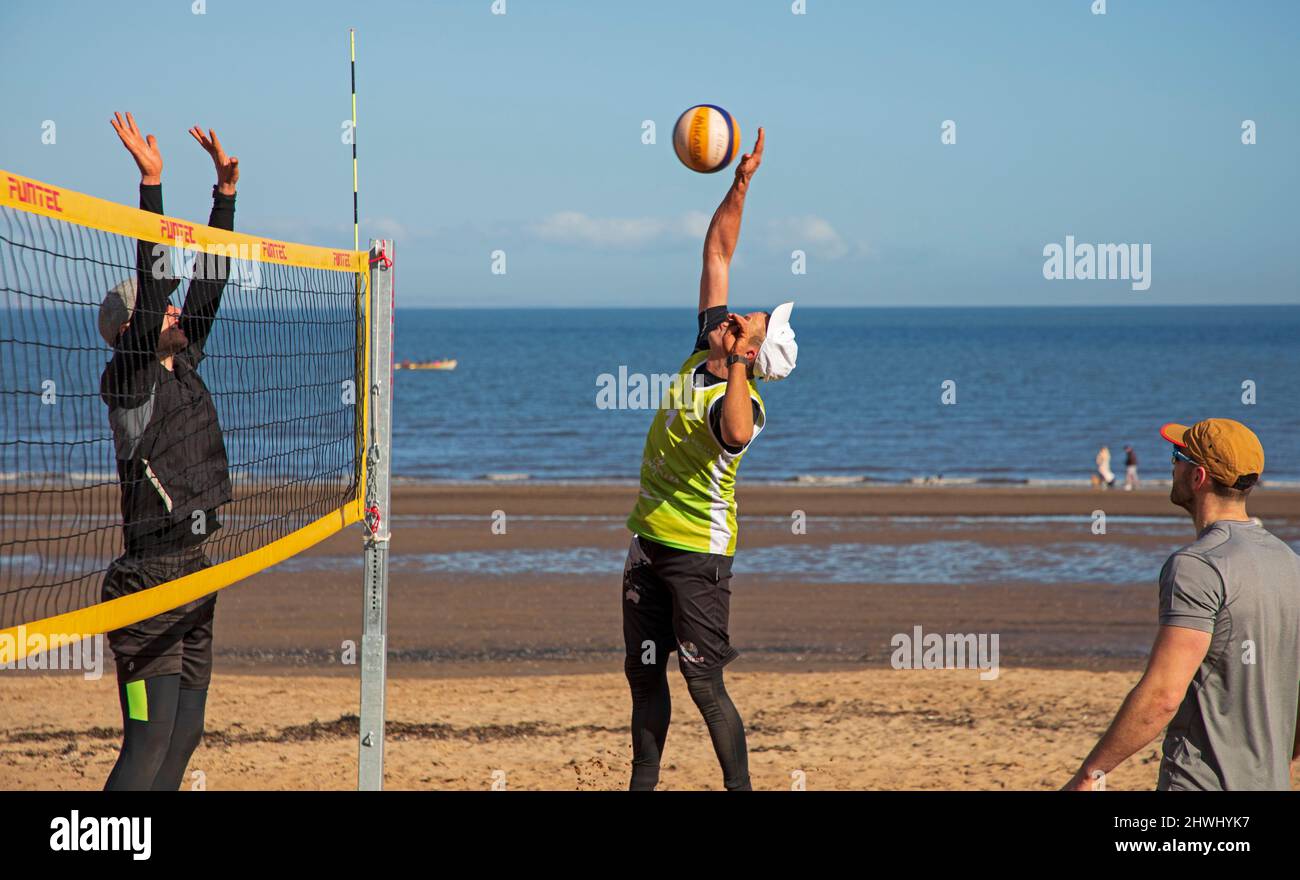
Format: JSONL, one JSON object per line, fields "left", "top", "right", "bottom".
{"left": 2, "top": 170, "right": 366, "bottom": 274}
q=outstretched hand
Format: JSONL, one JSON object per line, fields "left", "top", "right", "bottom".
{"left": 110, "top": 112, "right": 162, "bottom": 185}
{"left": 190, "top": 126, "right": 239, "bottom": 195}
{"left": 733, "top": 127, "right": 764, "bottom": 194}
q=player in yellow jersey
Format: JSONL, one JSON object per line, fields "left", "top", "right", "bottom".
{"left": 622, "top": 128, "right": 799, "bottom": 790}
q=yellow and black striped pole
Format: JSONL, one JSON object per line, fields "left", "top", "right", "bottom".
{"left": 350, "top": 27, "right": 359, "bottom": 252}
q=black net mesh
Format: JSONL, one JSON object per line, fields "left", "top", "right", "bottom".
{"left": 0, "top": 203, "right": 364, "bottom": 630}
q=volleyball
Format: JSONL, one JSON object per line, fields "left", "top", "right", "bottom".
{"left": 672, "top": 104, "right": 741, "bottom": 173}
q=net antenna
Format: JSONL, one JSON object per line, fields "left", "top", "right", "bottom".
{"left": 350, "top": 28, "right": 359, "bottom": 252}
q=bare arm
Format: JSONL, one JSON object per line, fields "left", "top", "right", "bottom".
{"left": 698, "top": 128, "right": 764, "bottom": 313}
{"left": 1290, "top": 683, "right": 1300, "bottom": 789}
{"left": 1292, "top": 681, "right": 1300, "bottom": 760}
{"left": 1063, "top": 625, "right": 1210, "bottom": 790}
{"left": 108, "top": 112, "right": 168, "bottom": 366}
{"left": 719, "top": 363, "right": 754, "bottom": 447}
{"left": 180, "top": 126, "right": 240, "bottom": 357}
{"left": 718, "top": 312, "right": 756, "bottom": 447}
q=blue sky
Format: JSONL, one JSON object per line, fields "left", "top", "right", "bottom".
{"left": 3, "top": 0, "right": 1297, "bottom": 307}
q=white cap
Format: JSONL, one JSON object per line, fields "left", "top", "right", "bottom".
{"left": 98, "top": 274, "right": 180, "bottom": 345}
{"left": 98, "top": 277, "right": 138, "bottom": 346}
{"left": 754, "top": 301, "right": 797, "bottom": 381}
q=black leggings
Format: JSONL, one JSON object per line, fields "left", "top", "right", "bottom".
{"left": 104, "top": 674, "right": 209, "bottom": 791}
{"left": 626, "top": 663, "right": 751, "bottom": 791}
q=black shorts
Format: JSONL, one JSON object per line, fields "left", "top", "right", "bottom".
{"left": 101, "top": 549, "right": 216, "bottom": 689}
{"left": 622, "top": 533, "right": 738, "bottom": 678}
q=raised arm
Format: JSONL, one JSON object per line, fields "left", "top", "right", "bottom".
{"left": 179, "top": 126, "right": 239, "bottom": 357}
{"left": 698, "top": 127, "right": 763, "bottom": 313}
{"left": 108, "top": 112, "right": 170, "bottom": 367}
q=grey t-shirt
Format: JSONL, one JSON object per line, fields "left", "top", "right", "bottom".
{"left": 1156, "top": 520, "right": 1300, "bottom": 791}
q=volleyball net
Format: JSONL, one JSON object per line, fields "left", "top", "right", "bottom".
{"left": 0, "top": 169, "right": 383, "bottom": 663}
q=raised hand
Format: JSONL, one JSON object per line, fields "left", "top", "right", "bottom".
{"left": 110, "top": 112, "right": 162, "bottom": 185}
{"left": 189, "top": 126, "right": 239, "bottom": 195}
{"left": 733, "top": 127, "right": 764, "bottom": 194}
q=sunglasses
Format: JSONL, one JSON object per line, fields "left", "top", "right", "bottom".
{"left": 1171, "top": 447, "right": 1200, "bottom": 467}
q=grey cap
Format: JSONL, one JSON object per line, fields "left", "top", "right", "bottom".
{"left": 98, "top": 275, "right": 180, "bottom": 346}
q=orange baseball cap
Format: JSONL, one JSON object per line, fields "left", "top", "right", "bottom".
{"left": 1159, "top": 418, "right": 1264, "bottom": 490}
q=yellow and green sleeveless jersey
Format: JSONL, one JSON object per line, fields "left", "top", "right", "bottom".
{"left": 626, "top": 350, "right": 765, "bottom": 556}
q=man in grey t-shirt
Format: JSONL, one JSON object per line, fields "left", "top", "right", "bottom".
{"left": 1065, "top": 418, "right": 1300, "bottom": 791}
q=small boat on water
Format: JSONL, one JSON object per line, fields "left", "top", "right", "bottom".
{"left": 395, "top": 359, "right": 457, "bottom": 371}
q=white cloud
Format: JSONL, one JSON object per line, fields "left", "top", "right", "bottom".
{"left": 529, "top": 211, "right": 711, "bottom": 249}
{"left": 680, "top": 210, "right": 711, "bottom": 239}
{"left": 528, "top": 210, "right": 867, "bottom": 260}
{"left": 765, "top": 215, "right": 854, "bottom": 260}
{"left": 530, "top": 211, "right": 665, "bottom": 247}
{"left": 244, "top": 215, "right": 413, "bottom": 248}
{"left": 363, "top": 216, "right": 408, "bottom": 240}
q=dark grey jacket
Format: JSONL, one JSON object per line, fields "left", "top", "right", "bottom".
{"left": 100, "top": 183, "right": 235, "bottom": 557}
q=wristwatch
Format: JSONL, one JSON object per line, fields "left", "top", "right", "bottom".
{"left": 726, "top": 354, "right": 747, "bottom": 368}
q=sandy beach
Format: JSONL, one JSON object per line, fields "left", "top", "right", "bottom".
{"left": 3, "top": 667, "right": 1170, "bottom": 791}
{"left": 3, "top": 483, "right": 1298, "bottom": 790}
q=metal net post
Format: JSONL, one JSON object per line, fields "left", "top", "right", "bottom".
{"left": 358, "top": 239, "right": 393, "bottom": 790}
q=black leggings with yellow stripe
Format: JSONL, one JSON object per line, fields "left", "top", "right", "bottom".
{"left": 104, "top": 674, "right": 208, "bottom": 791}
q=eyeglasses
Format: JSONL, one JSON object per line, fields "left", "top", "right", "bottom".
{"left": 1171, "top": 447, "right": 1199, "bottom": 467}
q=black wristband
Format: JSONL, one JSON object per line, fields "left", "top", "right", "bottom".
{"left": 726, "top": 354, "right": 747, "bottom": 367}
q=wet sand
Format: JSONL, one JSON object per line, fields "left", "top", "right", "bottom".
{"left": 203, "top": 482, "right": 1298, "bottom": 675}
{"left": 2, "top": 483, "right": 1297, "bottom": 789}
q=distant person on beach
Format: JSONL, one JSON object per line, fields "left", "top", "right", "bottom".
{"left": 621, "top": 128, "right": 798, "bottom": 791}
{"left": 1095, "top": 445, "right": 1115, "bottom": 489}
{"left": 99, "top": 112, "right": 239, "bottom": 791}
{"left": 1065, "top": 419, "right": 1300, "bottom": 791}
{"left": 1123, "top": 444, "right": 1139, "bottom": 490}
